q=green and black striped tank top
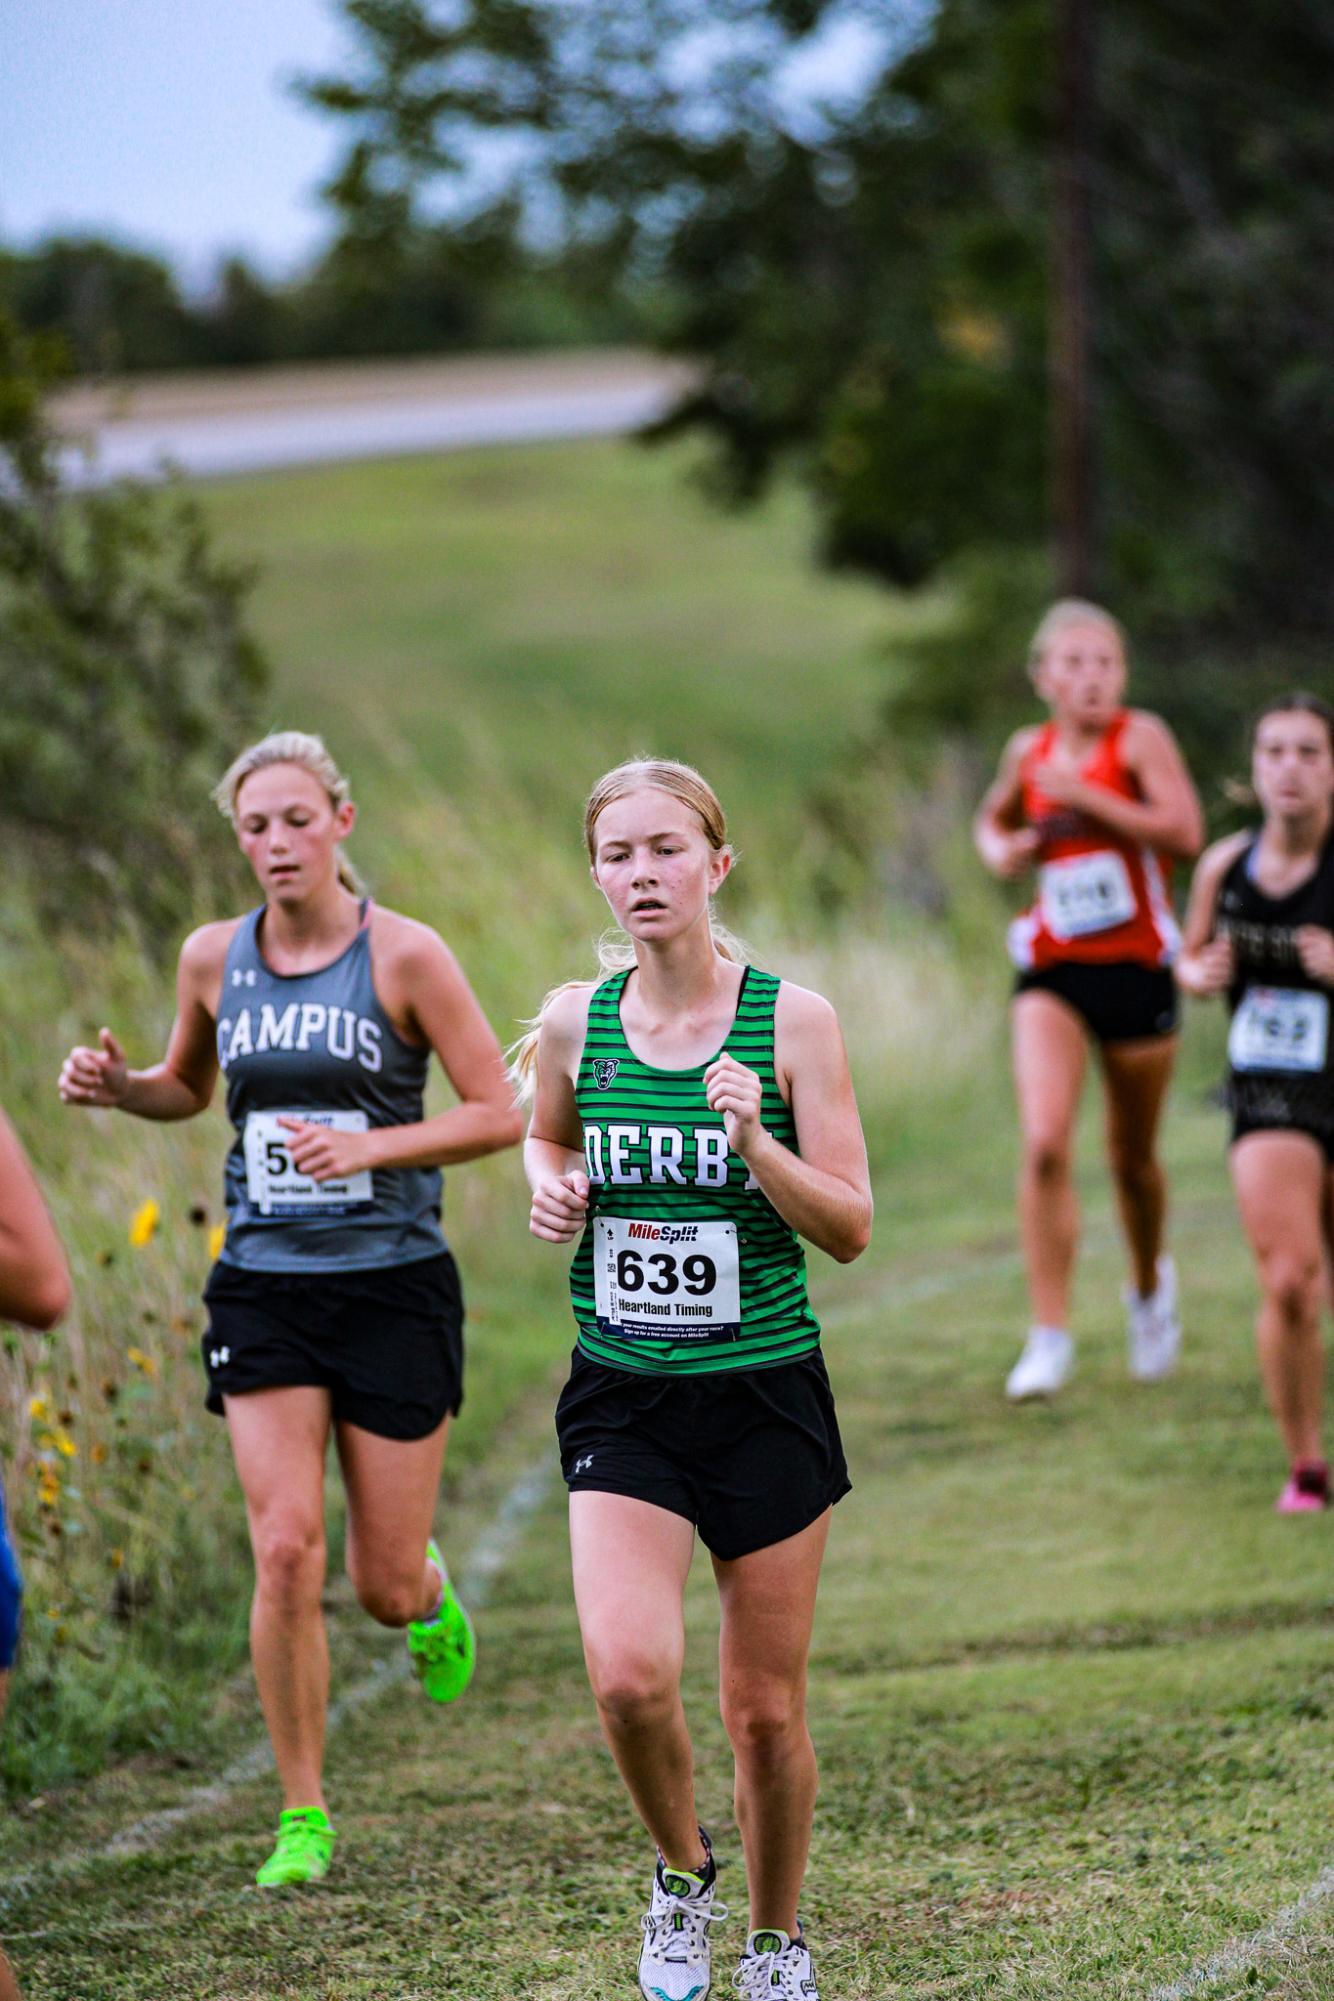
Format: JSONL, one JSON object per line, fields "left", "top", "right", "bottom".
{"left": 569, "top": 965, "right": 821, "bottom": 1375}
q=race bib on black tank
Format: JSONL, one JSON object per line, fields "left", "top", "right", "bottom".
{"left": 1229, "top": 988, "right": 1329, "bottom": 1074}
{"left": 243, "top": 1110, "right": 373, "bottom": 1217}
{"left": 593, "top": 1216, "right": 741, "bottom": 1343}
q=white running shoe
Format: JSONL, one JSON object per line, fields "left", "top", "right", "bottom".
{"left": 732, "top": 1929, "right": 818, "bottom": 1999}
{"left": 1125, "top": 1255, "right": 1180, "bottom": 1382}
{"left": 1005, "top": 1325, "right": 1073, "bottom": 1401}
{"left": 638, "top": 1857, "right": 728, "bottom": 2001}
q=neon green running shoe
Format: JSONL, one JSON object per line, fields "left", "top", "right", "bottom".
{"left": 406, "top": 1538, "right": 476, "bottom": 1704}
{"left": 255, "top": 1806, "right": 336, "bottom": 1888}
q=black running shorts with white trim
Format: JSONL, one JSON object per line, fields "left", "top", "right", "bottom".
{"left": 555, "top": 1347, "right": 850, "bottom": 1561}
{"left": 201, "top": 1252, "right": 464, "bottom": 1440}
{"left": 1014, "top": 960, "right": 1178, "bottom": 1044}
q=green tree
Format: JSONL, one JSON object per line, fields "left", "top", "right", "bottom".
{"left": 0, "top": 236, "right": 200, "bottom": 374}
{"left": 0, "top": 312, "right": 269, "bottom": 941}
{"left": 300, "top": 0, "right": 1334, "bottom": 798}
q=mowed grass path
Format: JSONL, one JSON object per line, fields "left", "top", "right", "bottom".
{"left": 8, "top": 1064, "right": 1334, "bottom": 2001}
{"left": 10, "top": 440, "right": 1333, "bottom": 1996}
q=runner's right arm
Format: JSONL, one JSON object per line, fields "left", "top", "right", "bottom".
{"left": 57, "top": 924, "right": 229, "bottom": 1121}
{"left": 524, "top": 985, "right": 593, "bottom": 1244}
{"left": 0, "top": 1108, "right": 71, "bottom": 1330}
{"left": 1175, "top": 833, "right": 1249, "bottom": 997}
{"left": 973, "top": 728, "right": 1042, "bottom": 879}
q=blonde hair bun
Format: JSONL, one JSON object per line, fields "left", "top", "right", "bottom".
{"left": 213, "top": 731, "right": 364, "bottom": 895}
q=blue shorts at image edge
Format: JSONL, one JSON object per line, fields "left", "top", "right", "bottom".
{"left": 0, "top": 1474, "right": 22, "bottom": 1670}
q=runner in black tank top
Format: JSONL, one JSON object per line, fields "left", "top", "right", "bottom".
{"left": 1178, "top": 695, "right": 1334, "bottom": 1513}
{"left": 520, "top": 760, "right": 871, "bottom": 2001}
{"left": 59, "top": 731, "right": 521, "bottom": 1887}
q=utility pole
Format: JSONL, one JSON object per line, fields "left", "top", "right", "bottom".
{"left": 1051, "top": 0, "right": 1096, "bottom": 596}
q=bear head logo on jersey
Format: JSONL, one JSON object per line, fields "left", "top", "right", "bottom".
{"left": 593, "top": 1058, "right": 619, "bottom": 1090}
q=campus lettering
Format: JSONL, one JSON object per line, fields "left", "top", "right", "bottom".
{"left": 217, "top": 1005, "right": 384, "bottom": 1074}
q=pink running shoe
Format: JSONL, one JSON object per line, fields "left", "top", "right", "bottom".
{"left": 1276, "top": 1461, "right": 1330, "bottom": 1514}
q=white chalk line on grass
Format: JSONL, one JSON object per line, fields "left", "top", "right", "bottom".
{"left": 0, "top": 1455, "right": 553, "bottom": 1912}
{"left": 1147, "top": 1865, "right": 1334, "bottom": 2000}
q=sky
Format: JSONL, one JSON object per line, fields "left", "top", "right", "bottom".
{"left": 1, "top": 0, "right": 351, "bottom": 282}
{"left": 1, "top": 2, "right": 904, "bottom": 286}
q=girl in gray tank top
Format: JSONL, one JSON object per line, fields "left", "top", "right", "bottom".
{"left": 217, "top": 899, "right": 446, "bottom": 1271}
{"left": 59, "top": 730, "right": 522, "bottom": 1890}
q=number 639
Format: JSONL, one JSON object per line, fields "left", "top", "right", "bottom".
{"left": 615, "top": 1248, "right": 716, "bottom": 1296}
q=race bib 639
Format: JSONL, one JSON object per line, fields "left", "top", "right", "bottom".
{"left": 593, "top": 1216, "right": 741, "bottom": 1342}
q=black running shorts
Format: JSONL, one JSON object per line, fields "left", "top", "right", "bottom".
{"left": 1231, "top": 1113, "right": 1334, "bottom": 1164}
{"left": 202, "top": 1252, "right": 464, "bottom": 1440}
{"left": 555, "top": 1348, "right": 850, "bottom": 1562}
{"left": 1014, "top": 960, "right": 1179, "bottom": 1045}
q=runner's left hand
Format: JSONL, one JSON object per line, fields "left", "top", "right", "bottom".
{"left": 704, "top": 1052, "right": 764, "bottom": 1156}
{"left": 277, "top": 1116, "right": 376, "bottom": 1181}
{"left": 1295, "top": 926, "right": 1334, "bottom": 986}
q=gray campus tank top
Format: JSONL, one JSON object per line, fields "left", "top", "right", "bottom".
{"left": 215, "top": 904, "right": 446, "bottom": 1273}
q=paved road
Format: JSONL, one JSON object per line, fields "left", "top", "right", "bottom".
{"left": 53, "top": 351, "right": 686, "bottom": 485}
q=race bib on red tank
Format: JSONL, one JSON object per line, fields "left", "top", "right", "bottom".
{"left": 1039, "top": 850, "right": 1136, "bottom": 940}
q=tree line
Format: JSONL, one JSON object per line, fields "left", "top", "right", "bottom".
{"left": 0, "top": 220, "right": 648, "bottom": 379}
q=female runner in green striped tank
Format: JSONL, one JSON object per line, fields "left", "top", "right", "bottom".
{"left": 519, "top": 760, "right": 872, "bottom": 2001}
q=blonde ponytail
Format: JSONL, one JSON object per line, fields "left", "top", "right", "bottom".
{"left": 213, "top": 729, "right": 366, "bottom": 895}
{"left": 509, "top": 759, "right": 747, "bottom": 1098}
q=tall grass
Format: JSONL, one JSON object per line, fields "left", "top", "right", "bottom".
{"left": 1, "top": 762, "right": 995, "bottom": 1795}
{"left": 2, "top": 440, "right": 993, "bottom": 1794}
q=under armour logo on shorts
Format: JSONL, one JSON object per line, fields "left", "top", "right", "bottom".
{"left": 573, "top": 1454, "right": 595, "bottom": 1474}
{"left": 209, "top": 1346, "right": 231, "bottom": 1369}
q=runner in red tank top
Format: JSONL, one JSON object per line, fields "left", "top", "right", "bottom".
{"left": 973, "top": 600, "right": 1203, "bottom": 1401}
{"left": 1010, "top": 711, "right": 1181, "bottom": 973}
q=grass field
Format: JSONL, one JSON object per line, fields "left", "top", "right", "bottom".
{"left": 8, "top": 1061, "right": 1334, "bottom": 2000}
{"left": 5, "top": 439, "right": 1334, "bottom": 1999}
{"left": 199, "top": 438, "right": 896, "bottom": 915}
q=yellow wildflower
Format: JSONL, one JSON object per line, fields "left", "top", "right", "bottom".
{"left": 126, "top": 1346, "right": 158, "bottom": 1379}
{"left": 28, "top": 1396, "right": 49, "bottom": 1422}
{"left": 54, "top": 1432, "right": 77, "bottom": 1460}
{"left": 128, "top": 1199, "right": 161, "bottom": 1248}
{"left": 207, "top": 1221, "right": 226, "bottom": 1261}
